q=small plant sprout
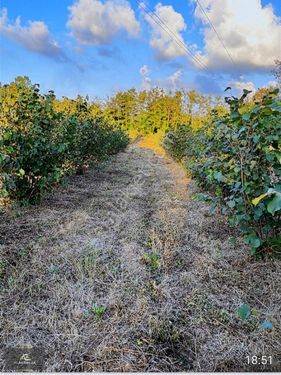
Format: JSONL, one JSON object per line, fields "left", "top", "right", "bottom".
{"left": 83, "top": 304, "right": 106, "bottom": 319}
{"left": 91, "top": 304, "right": 106, "bottom": 318}
{"left": 237, "top": 304, "right": 251, "bottom": 321}
{"left": 142, "top": 253, "right": 160, "bottom": 271}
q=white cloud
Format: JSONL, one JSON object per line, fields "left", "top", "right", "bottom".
{"left": 139, "top": 65, "right": 184, "bottom": 91}
{"left": 228, "top": 77, "right": 256, "bottom": 96}
{"left": 140, "top": 64, "right": 152, "bottom": 90}
{"left": 143, "top": 3, "right": 187, "bottom": 61}
{"left": 140, "top": 64, "right": 150, "bottom": 76}
{"left": 228, "top": 78, "right": 280, "bottom": 98}
{"left": 267, "top": 80, "right": 278, "bottom": 88}
{"left": 192, "top": 0, "right": 281, "bottom": 72}
{"left": 167, "top": 69, "right": 183, "bottom": 90}
{"left": 0, "top": 8, "right": 65, "bottom": 60}
{"left": 67, "top": 0, "right": 140, "bottom": 45}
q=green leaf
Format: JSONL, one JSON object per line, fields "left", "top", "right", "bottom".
{"left": 267, "top": 193, "right": 281, "bottom": 214}
{"left": 243, "top": 89, "right": 252, "bottom": 96}
{"left": 253, "top": 135, "right": 260, "bottom": 143}
{"left": 229, "top": 215, "right": 236, "bottom": 226}
{"left": 58, "top": 144, "right": 66, "bottom": 153}
{"left": 228, "top": 200, "right": 236, "bottom": 208}
{"left": 244, "top": 233, "right": 261, "bottom": 248}
{"left": 276, "top": 184, "right": 281, "bottom": 193}
{"left": 214, "top": 171, "right": 225, "bottom": 182}
{"left": 242, "top": 112, "right": 251, "bottom": 121}
{"left": 275, "top": 152, "right": 281, "bottom": 164}
{"left": 222, "top": 207, "right": 228, "bottom": 215}
{"left": 266, "top": 153, "right": 275, "bottom": 162}
{"left": 193, "top": 193, "right": 211, "bottom": 202}
{"left": 237, "top": 304, "right": 251, "bottom": 320}
{"left": 0, "top": 189, "right": 9, "bottom": 198}
{"left": 253, "top": 206, "right": 263, "bottom": 220}
{"left": 252, "top": 237, "right": 261, "bottom": 248}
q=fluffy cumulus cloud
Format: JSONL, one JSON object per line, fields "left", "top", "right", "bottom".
{"left": 140, "top": 64, "right": 152, "bottom": 90}
{"left": 229, "top": 77, "right": 256, "bottom": 96}
{"left": 139, "top": 65, "right": 184, "bottom": 91}
{"left": 140, "top": 64, "right": 151, "bottom": 76}
{"left": 67, "top": 0, "right": 140, "bottom": 45}
{"left": 228, "top": 78, "right": 279, "bottom": 97}
{"left": 193, "top": 0, "right": 281, "bottom": 73}
{"left": 0, "top": 8, "right": 65, "bottom": 60}
{"left": 166, "top": 69, "right": 183, "bottom": 89}
{"left": 142, "top": 2, "right": 187, "bottom": 61}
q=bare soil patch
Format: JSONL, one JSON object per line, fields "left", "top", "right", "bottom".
{"left": 0, "top": 143, "right": 280, "bottom": 371}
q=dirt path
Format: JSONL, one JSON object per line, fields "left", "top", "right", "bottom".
{"left": 1, "top": 143, "right": 280, "bottom": 371}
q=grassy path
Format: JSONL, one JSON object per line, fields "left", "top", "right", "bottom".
{"left": 1, "top": 142, "right": 280, "bottom": 371}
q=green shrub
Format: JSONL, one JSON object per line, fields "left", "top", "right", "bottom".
{"left": 0, "top": 78, "right": 129, "bottom": 205}
{"left": 164, "top": 89, "right": 281, "bottom": 257}
{"left": 162, "top": 125, "right": 193, "bottom": 161}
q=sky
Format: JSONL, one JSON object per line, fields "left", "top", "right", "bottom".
{"left": 0, "top": 0, "right": 280, "bottom": 99}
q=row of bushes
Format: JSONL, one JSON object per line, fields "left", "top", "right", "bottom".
{"left": 164, "top": 89, "right": 281, "bottom": 257}
{"left": 0, "top": 78, "right": 129, "bottom": 205}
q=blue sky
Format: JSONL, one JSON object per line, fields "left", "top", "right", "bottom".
{"left": 0, "top": 0, "right": 280, "bottom": 99}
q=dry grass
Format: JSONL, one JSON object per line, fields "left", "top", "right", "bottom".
{"left": 138, "top": 131, "right": 166, "bottom": 156}
{"left": 0, "top": 142, "right": 280, "bottom": 372}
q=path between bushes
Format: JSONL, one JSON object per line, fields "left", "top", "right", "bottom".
{"left": 1, "top": 142, "right": 280, "bottom": 371}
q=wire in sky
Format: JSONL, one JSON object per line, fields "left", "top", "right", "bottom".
{"left": 195, "top": 0, "right": 235, "bottom": 65}
{"left": 138, "top": 1, "right": 209, "bottom": 71}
